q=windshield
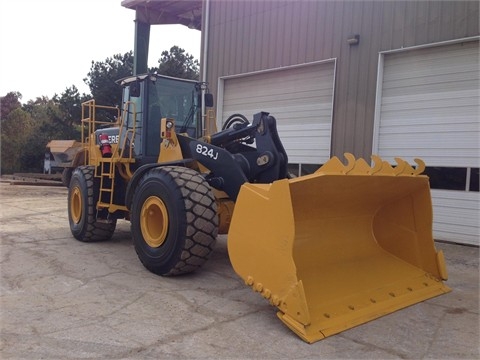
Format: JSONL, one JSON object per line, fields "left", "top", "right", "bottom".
{"left": 146, "top": 76, "right": 198, "bottom": 156}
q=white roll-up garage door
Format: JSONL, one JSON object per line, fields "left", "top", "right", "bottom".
{"left": 374, "top": 39, "right": 479, "bottom": 245}
{"left": 219, "top": 61, "right": 335, "bottom": 165}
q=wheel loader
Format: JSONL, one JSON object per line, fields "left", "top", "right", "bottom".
{"left": 67, "top": 73, "right": 450, "bottom": 343}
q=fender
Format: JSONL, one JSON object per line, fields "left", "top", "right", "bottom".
{"left": 71, "top": 148, "right": 87, "bottom": 168}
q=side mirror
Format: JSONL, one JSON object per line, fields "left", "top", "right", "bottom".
{"left": 204, "top": 93, "right": 214, "bottom": 107}
{"left": 130, "top": 81, "right": 140, "bottom": 97}
{"left": 198, "top": 93, "right": 214, "bottom": 108}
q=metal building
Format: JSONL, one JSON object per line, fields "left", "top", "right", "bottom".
{"left": 122, "top": 0, "right": 479, "bottom": 246}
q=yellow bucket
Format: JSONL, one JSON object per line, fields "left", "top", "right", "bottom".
{"left": 227, "top": 154, "right": 450, "bottom": 343}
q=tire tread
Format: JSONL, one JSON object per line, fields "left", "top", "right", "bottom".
{"left": 135, "top": 166, "right": 218, "bottom": 276}
{"left": 70, "top": 166, "right": 116, "bottom": 242}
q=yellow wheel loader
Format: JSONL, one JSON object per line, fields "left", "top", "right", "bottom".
{"left": 67, "top": 73, "right": 450, "bottom": 343}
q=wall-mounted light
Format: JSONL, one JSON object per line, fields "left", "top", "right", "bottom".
{"left": 347, "top": 34, "right": 360, "bottom": 46}
{"left": 187, "top": 10, "right": 199, "bottom": 30}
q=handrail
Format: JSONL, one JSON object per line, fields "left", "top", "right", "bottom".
{"left": 113, "top": 100, "right": 137, "bottom": 161}
{"left": 80, "top": 100, "right": 121, "bottom": 157}
{"left": 80, "top": 98, "right": 136, "bottom": 174}
{"left": 79, "top": 99, "right": 137, "bottom": 212}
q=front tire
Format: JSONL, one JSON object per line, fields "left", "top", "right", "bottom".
{"left": 68, "top": 166, "right": 116, "bottom": 242}
{"left": 131, "top": 166, "right": 218, "bottom": 276}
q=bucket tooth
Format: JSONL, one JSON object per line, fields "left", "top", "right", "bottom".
{"left": 346, "top": 157, "right": 373, "bottom": 175}
{"left": 313, "top": 156, "right": 346, "bottom": 174}
{"left": 413, "top": 158, "right": 426, "bottom": 175}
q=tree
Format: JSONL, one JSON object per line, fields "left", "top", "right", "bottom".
{"left": 20, "top": 98, "right": 60, "bottom": 172}
{"left": 153, "top": 46, "right": 199, "bottom": 80}
{"left": 1, "top": 92, "right": 31, "bottom": 173}
{"left": 53, "top": 85, "right": 89, "bottom": 127}
{"left": 52, "top": 85, "right": 90, "bottom": 137}
{"left": 1, "top": 107, "right": 34, "bottom": 173}
{"left": 84, "top": 51, "right": 134, "bottom": 108}
{"left": 0, "top": 91, "right": 22, "bottom": 120}
{"left": 0, "top": 95, "right": 83, "bottom": 174}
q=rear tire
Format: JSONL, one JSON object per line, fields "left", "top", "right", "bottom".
{"left": 68, "top": 166, "right": 116, "bottom": 242}
{"left": 131, "top": 166, "right": 218, "bottom": 276}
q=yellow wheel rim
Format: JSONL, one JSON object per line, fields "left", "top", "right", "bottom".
{"left": 70, "top": 186, "right": 82, "bottom": 224}
{"left": 141, "top": 196, "right": 169, "bottom": 248}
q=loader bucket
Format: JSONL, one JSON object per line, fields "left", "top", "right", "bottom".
{"left": 227, "top": 154, "right": 451, "bottom": 343}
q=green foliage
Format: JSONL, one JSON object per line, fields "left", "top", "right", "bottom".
{"left": 1, "top": 106, "right": 34, "bottom": 173}
{"left": 0, "top": 91, "right": 22, "bottom": 119}
{"left": 153, "top": 46, "right": 199, "bottom": 80}
{"left": 1, "top": 93, "right": 81, "bottom": 174}
{"left": 84, "top": 51, "right": 134, "bottom": 108}
{"left": 53, "top": 85, "right": 89, "bottom": 127}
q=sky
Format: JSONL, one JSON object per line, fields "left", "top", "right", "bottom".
{"left": 0, "top": 0, "right": 201, "bottom": 103}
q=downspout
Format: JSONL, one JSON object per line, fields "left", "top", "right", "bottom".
{"left": 201, "top": 0, "right": 210, "bottom": 135}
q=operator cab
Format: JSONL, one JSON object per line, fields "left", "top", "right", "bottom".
{"left": 116, "top": 73, "right": 212, "bottom": 166}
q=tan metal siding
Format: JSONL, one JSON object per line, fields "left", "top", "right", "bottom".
{"left": 204, "top": 0, "right": 479, "bottom": 159}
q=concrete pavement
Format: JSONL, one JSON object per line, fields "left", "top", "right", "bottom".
{"left": 0, "top": 182, "right": 478, "bottom": 359}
